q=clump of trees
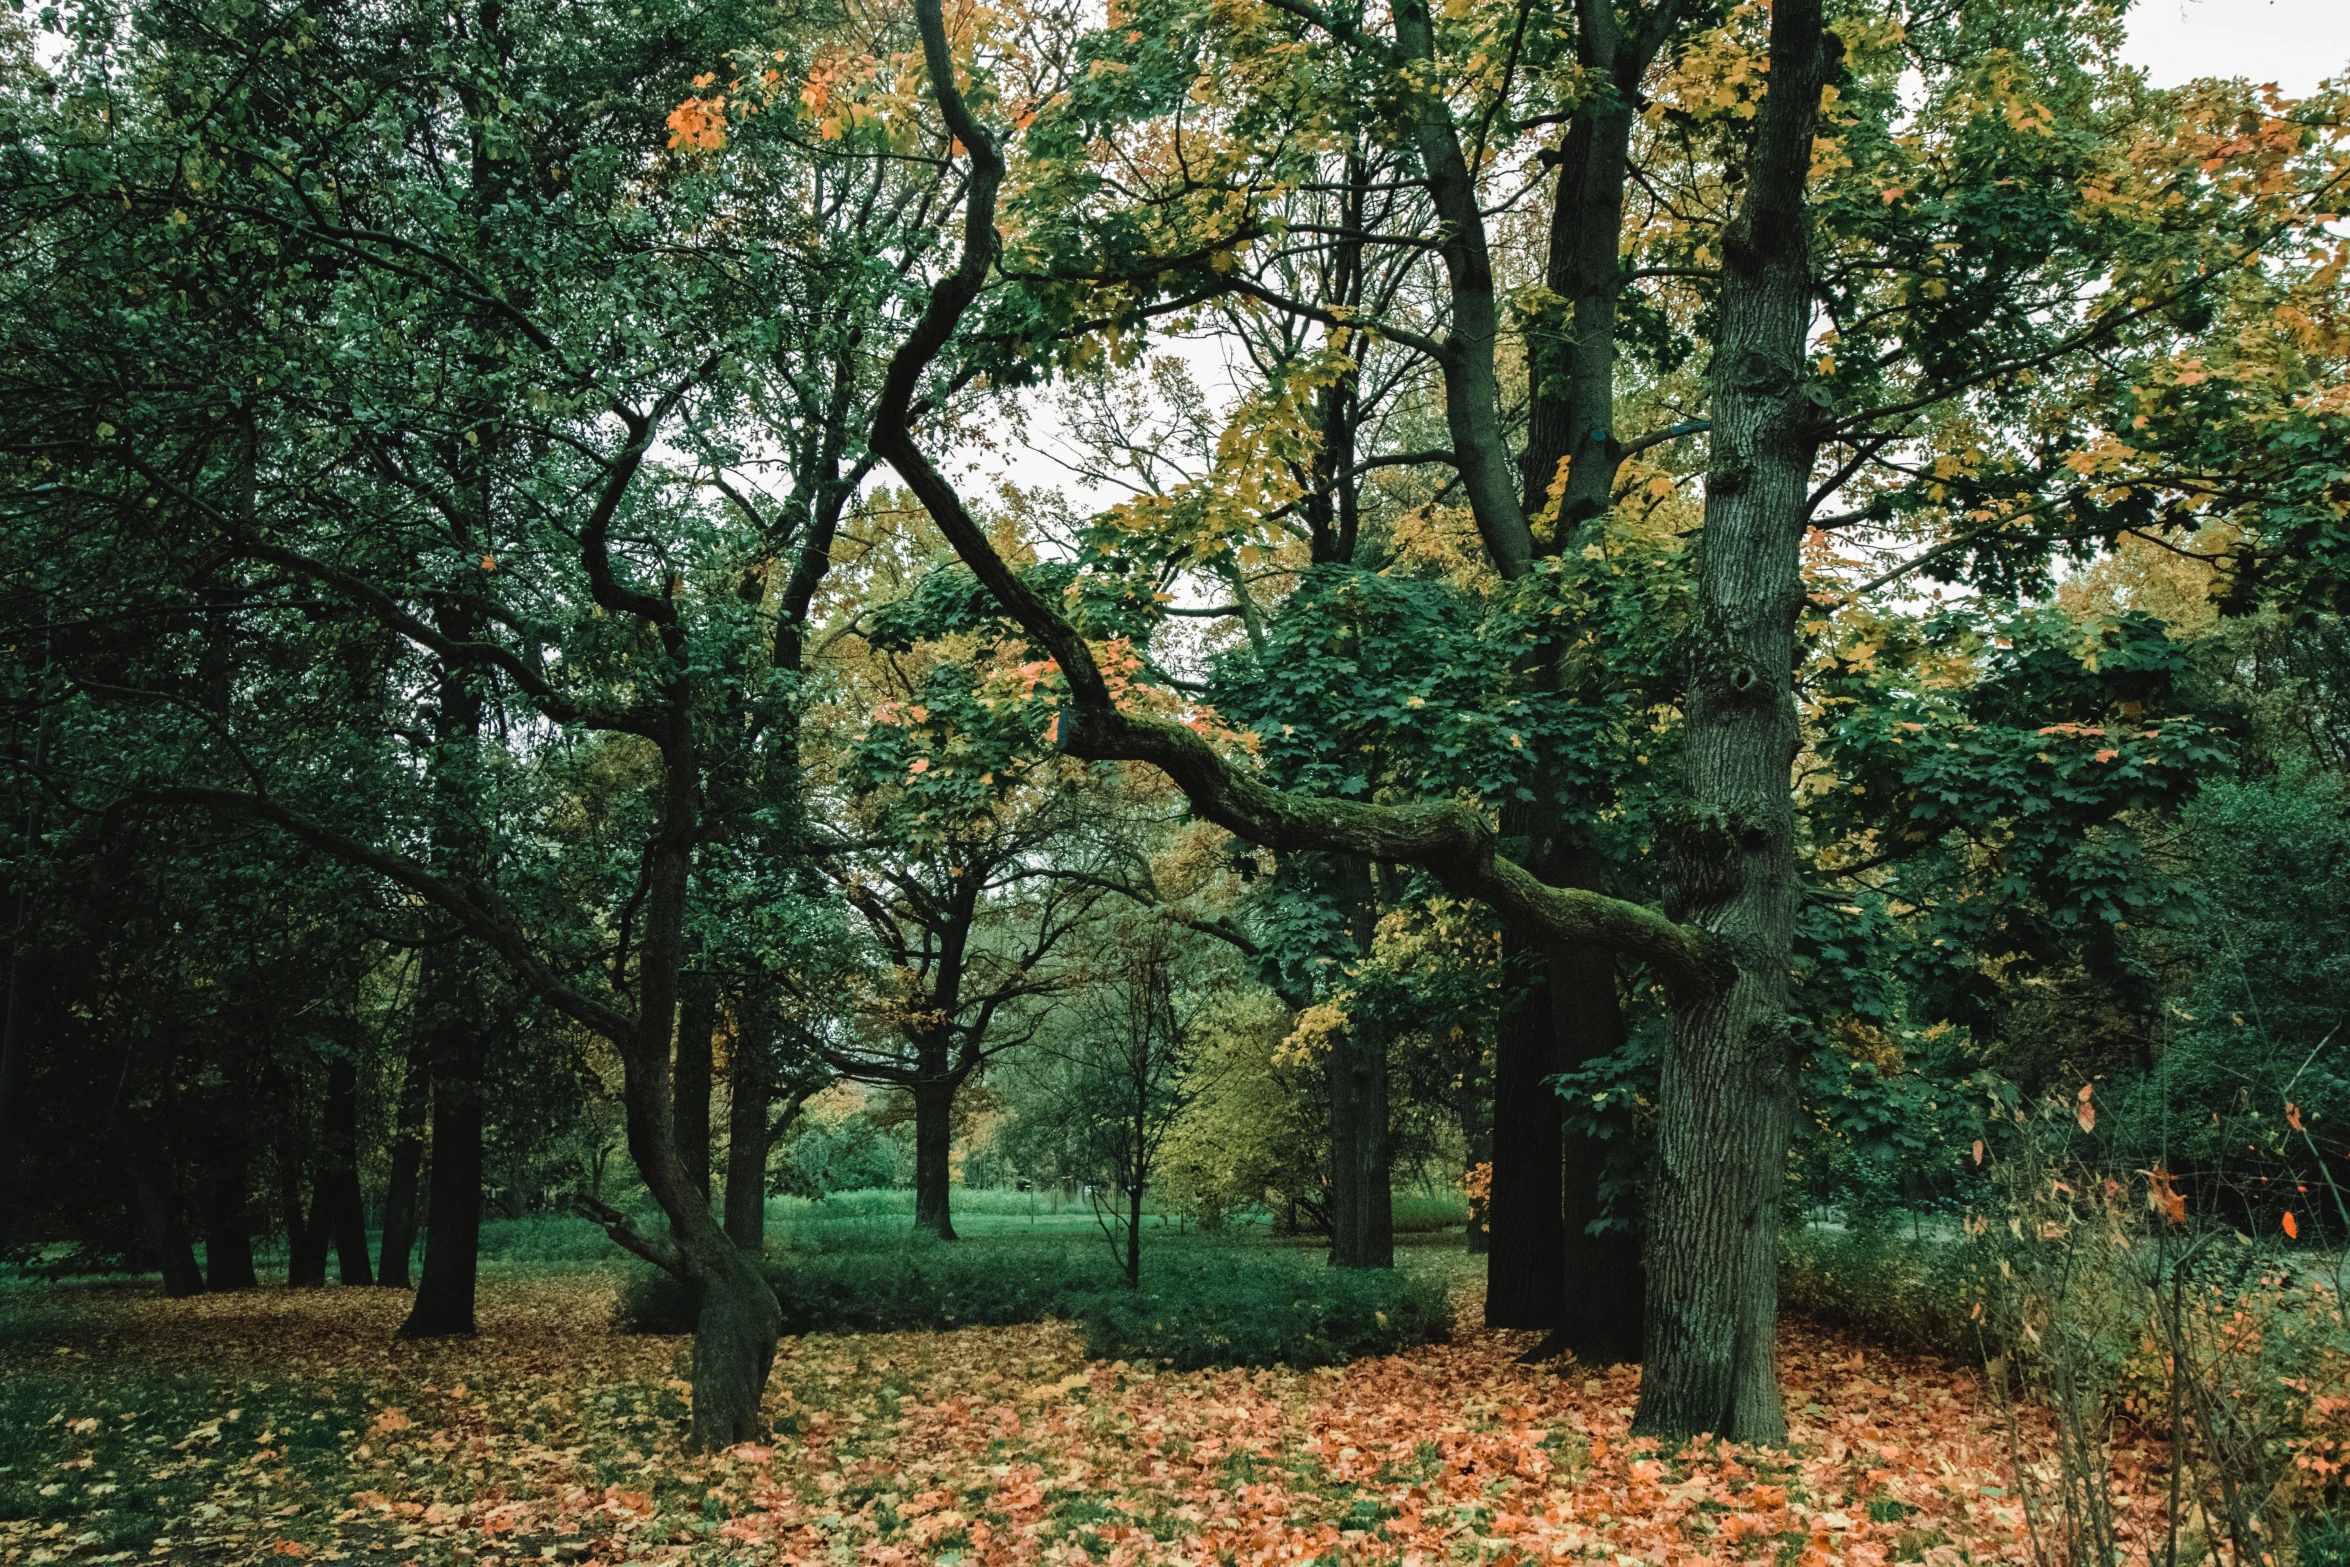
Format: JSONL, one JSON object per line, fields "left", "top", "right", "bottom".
{"left": 3, "top": 0, "right": 2346, "bottom": 1453}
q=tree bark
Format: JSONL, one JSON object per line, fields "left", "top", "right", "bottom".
{"left": 376, "top": 1019, "right": 430, "bottom": 1287}
{"left": 723, "top": 1009, "right": 770, "bottom": 1254}
{"left": 1634, "top": 0, "right": 1838, "bottom": 1445}
{"left": 1486, "top": 820, "right": 1567, "bottom": 1324}
{"left": 673, "top": 969, "right": 716, "bottom": 1200}
{"left": 1554, "top": 938, "right": 1644, "bottom": 1364}
{"left": 1326, "top": 1013, "right": 1394, "bottom": 1269}
{"left": 400, "top": 1011, "right": 484, "bottom": 1335}
{"left": 910, "top": 1075, "right": 958, "bottom": 1240}
{"left": 321, "top": 1054, "right": 372, "bottom": 1285}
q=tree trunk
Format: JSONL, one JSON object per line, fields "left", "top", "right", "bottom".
{"left": 1634, "top": 0, "right": 1837, "bottom": 1445}
{"left": 910, "top": 1076, "right": 957, "bottom": 1240}
{"left": 281, "top": 1113, "right": 328, "bottom": 1288}
{"left": 132, "top": 1149, "right": 205, "bottom": 1298}
{"left": 376, "top": 1022, "right": 430, "bottom": 1288}
{"left": 400, "top": 1014, "right": 484, "bottom": 1337}
{"left": 1486, "top": 845, "right": 1566, "bottom": 1321}
{"left": 321, "top": 1054, "right": 372, "bottom": 1285}
{"left": 1324, "top": 854, "right": 1393, "bottom": 1269}
{"left": 689, "top": 1242, "right": 783, "bottom": 1447}
{"left": 203, "top": 1139, "right": 257, "bottom": 1291}
{"left": 723, "top": 1012, "right": 770, "bottom": 1254}
{"left": 1125, "top": 1182, "right": 1143, "bottom": 1287}
{"left": 1554, "top": 937, "right": 1644, "bottom": 1364}
{"left": 1326, "top": 1016, "right": 1394, "bottom": 1269}
{"left": 673, "top": 970, "right": 716, "bottom": 1200}
{"left": 0, "top": 952, "right": 37, "bottom": 1253}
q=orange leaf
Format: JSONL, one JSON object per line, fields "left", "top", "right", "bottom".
{"left": 1972, "top": 1140, "right": 1984, "bottom": 1165}
{"left": 908, "top": 758, "right": 930, "bottom": 775}
{"left": 2076, "top": 1084, "right": 2096, "bottom": 1133}
{"left": 2283, "top": 1211, "right": 2300, "bottom": 1240}
{"left": 2287, "top": 1102, "right": 2305, "bottom": 1133}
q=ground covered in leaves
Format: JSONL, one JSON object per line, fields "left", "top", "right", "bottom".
{"left": 0, "top": 1272, "right": 2127, "bottom": 1565}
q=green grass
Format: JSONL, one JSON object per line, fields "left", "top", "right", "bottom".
{"left": 622, "top": 1228, "right": 1467, "bottom": 1369}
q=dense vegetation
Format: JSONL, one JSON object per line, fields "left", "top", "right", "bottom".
{"left": 2, "top": 0, "right": 2348, "bottom": 1557}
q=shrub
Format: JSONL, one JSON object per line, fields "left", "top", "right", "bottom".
{"left": 1779, "top": 1224, "right": 1987, "bottom": 1358}
{"left": 620, "top": 1239, "right": 1454, "bottom": 1369}
{"left": 621, "top": 1236, "right": 1119, "bottom": 1335}
{"left": 1068, "top": 1256, "right": 1451, "bottom": 1370}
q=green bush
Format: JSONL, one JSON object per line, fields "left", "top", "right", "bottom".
{"left": 622, "top": 1236, "right": 1120, "bottom": 1335}
{"left": 1779, "top": 1224, "right": 1988, "bottom": 1358}
{"left": 621, "top": 1239, "right": 1454, "bottom": 1368}
{"left": 1068, "top": 1257, "right": 1452, "bottom": 1369}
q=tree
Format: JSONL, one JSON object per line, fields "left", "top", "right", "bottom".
{"left": 1005, "top": 914, "right": 1217, "bottom": 1285}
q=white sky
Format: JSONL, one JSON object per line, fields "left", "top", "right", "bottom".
{"left": 2122, "top": 0, "right": 2350, "bottom": 95}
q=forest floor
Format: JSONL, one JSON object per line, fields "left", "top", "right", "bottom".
{"left": 0, "top": 1272, "right": 2141, "bottom": 1567}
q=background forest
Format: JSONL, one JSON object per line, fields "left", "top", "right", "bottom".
{"left": 2, "top": 0, "right": 2349, "bottom": 1560}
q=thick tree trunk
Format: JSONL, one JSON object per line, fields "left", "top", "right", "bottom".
{"left": 203, "top": 1140, "right": 257, "bottom": 1292}
{"left": 673, "top": 970, "right": 716, "bottom": 1200}
{"left": 690, "top": 1243, "right": 783, "bottom": 1447}
{"left": 1553, "top": 936, "right": 1643, "bottom": 1364}
{"left": 910, "top": 1076, "right": 957, "bottom": 1240}
{"left": 400, "top": 1017, "right": 484, "bottom": 1337}
{"left": 321, "top": 1055, "right": 372, "bottom": 1285}
{"left": 1486, "top": 836, "right": 1566, "bottom": 1322}
{"left": 376, "top": 1023, "right": 430, "bottom": 1287}
{"left": 132, "top": 1150, "right": 205, "bottom": 1299}
{"left": 1634, "top": 0, "right": 1837, "bottom": 1445}
{"left": 723, "top": 1014, "right": 770, "bottom": 1254}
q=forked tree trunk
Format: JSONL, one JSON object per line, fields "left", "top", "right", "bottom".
{"left": 673, "top": 970, "right": 716, "bottom": 1199}
{"left": 723, "top": 1014, "right": 770, "bottom": 1254}
{"left": 1634, "top": 0, "right": 1838, "bottom": 1445}
{"left": 910, "top": 1076, "right": 957, "bottom": 1240}
{"left": 400, "top": 1016, "right": 484, "bottom": 1336}
{"left": 691, "top": 1245, "right": 782, "bottom": 1444}
{"left": 1124, "top": 1182, "right": 1144, "bottom": 1287}
{"left": 321, "top": 1054, "right": 372, "bottom": 1285}
{"left": 376, "top": 1025, "right": 430, "bottom": 1287}
{"left": 132, "top": 1147, "right": 205, "bottom": 1298}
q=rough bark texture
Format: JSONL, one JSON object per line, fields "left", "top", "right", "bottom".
{"left": 322, "top": 1054, "right": 373, "bottom": 1285}
{"left": 673, "top": 970, "right": 716, "bottom": 1200}
{"left": 376, "top": 1021, "right": 430, "bottom": 1287}
{"left": 911, "top": 1076, "right": 958, "bottom": 1241}
{"left": 724, "top": 1016, "right": 770, "bottom": 1254}
{"left": 1633, "top": 0, "right": 1838, "bottom": 1445}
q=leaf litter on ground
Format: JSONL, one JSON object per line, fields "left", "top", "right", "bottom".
{"left": 0, "top": 1273, "right": 2162, "bottom": 1565}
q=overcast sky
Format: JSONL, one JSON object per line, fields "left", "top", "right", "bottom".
{"left": 2122, "top": 0, "right": 2350, "bottom": 94}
